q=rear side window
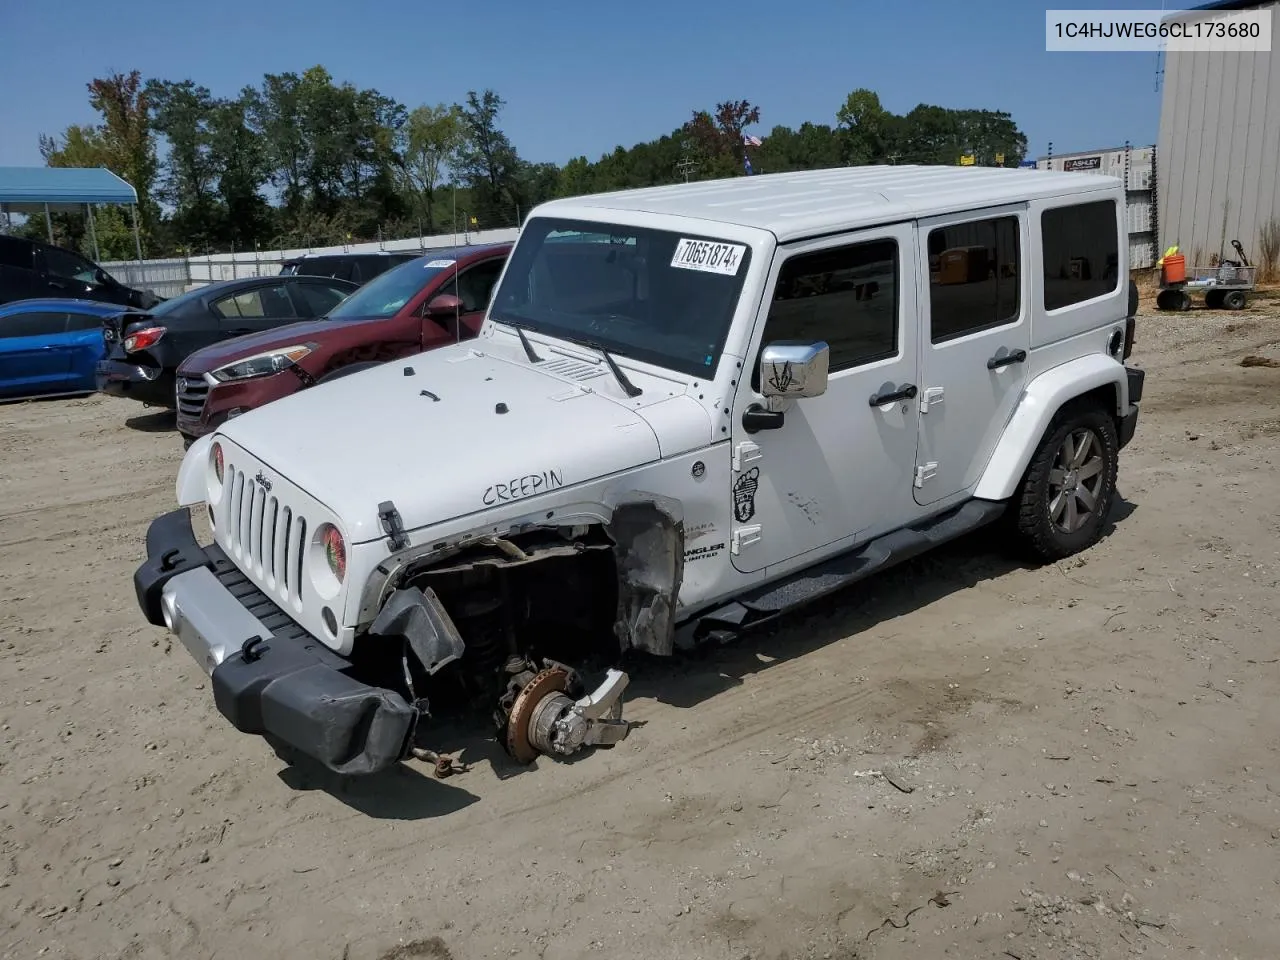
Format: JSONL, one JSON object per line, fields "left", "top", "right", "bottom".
{"left": 758, "top": 238, "right": 899, "bottom": 380}
{"left": 213, "top": 285, "right": 298, "bottom": 319}
{"left": 0, "top": 237, "right": 34, "bottom": 270}
{"left": 65, "top": 311, "right": 106, "bottom": 332}
{"left": 296, "top": 282, "right": 351, "bottom": 316}
{"left": 1041, "top": 200, "right": 1120, "bottom": 310}
{"left": 43, "top": 246, "right": 97, "bottom": 282}
{"left": 0, "top": 311, "right": 67, "bottom": 338}
{"left": 927, "top": 216, "right": 1020, "bottom": 343}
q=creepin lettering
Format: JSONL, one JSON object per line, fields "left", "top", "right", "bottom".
{"left": 482, "top": 469, "right": 565, "bottom": 506}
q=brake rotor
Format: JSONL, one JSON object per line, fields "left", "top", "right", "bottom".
{"left": 504, "top": 667, "right": 570, "bottom": 763}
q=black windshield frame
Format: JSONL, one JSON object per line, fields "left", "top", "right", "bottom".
{"left": 489, "top": 216, "right": 753, "bottom": 378}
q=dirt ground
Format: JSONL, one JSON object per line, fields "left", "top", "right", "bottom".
{"left": 3, "top": 294, "right": 1280, "bottom": 960}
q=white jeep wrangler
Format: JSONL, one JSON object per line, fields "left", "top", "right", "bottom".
{"left": 134, "top": 165, "right": 1143, "bottom": 777}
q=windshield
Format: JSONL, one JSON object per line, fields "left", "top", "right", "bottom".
{"left": 490, "top": 217, "right": 753, "bottom": 377}
{"left": 327, "top": 256, "right": 454, "bottom": 320}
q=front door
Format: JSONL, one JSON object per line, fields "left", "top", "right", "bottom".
{"left": 729, "top": 224, "right": 920, "bottom": 575}
{"left": 914, "top": 206, "right": 1030, "bottom": 506}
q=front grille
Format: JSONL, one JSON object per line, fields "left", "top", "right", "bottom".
{"left": 223, "top": 463, "right": 309, "bottom": 610}
{"left": 176, "top": 375, "right": 209, "bottom": 419}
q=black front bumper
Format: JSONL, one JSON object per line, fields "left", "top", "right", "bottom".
{"left": 135, "top": 507, "right": 418, "bottom": 776}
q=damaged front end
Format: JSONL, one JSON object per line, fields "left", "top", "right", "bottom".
{"left": 353, "top": 494, "right": 685, "bottom": 768}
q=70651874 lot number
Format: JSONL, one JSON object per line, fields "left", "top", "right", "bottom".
{"left": 670, "top": 238, "right": 746, "bottom": 276}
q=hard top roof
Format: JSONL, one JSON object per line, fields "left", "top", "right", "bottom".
{"left": 535, "top": 164, "right": 1120, "bottom": 242}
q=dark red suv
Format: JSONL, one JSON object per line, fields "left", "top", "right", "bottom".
{"left": 174, "top": 243, "right": 511, "bottom": 445}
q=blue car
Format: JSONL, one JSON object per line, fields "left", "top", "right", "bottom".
{"left": 0, "top": 298, "right": 123, "bottom": 401}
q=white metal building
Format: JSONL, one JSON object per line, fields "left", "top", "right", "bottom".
{"left": 1037, "top": 145, "right": 1157, "bottom": 268}
{"left": 1156, "top": 0, "right": 1280, "bottom": 267}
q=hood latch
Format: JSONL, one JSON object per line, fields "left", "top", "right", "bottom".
{"left": 378, "top": 500, "right": 409, "bottom": 552}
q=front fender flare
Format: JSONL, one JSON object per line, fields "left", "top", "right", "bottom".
{"left": 974, "top": 354, "right": 1130, "bottom": 502}
{"left": 176, "top": 434, "right": 214, "bottom": 506}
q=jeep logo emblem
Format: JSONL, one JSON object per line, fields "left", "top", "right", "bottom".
{"left": 254, "top": 471, "right": 272, "bottom": 492}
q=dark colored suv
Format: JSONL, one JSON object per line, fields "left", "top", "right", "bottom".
{"left": 277, "top": 251, "right": 419, "bottom": 285}
{"left": 0, "top": 235, "right": 161, "bottom": 308}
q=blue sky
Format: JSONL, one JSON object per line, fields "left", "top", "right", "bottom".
{"left": 0, "top": 0, "right": 1170, "bottom": 169}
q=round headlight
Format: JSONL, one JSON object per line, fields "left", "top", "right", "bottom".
{"left": 320, "top": 524, "right": 346, "bottom": 583}
{"left": 210, "top": 441, "right": 224, "bottom": 484}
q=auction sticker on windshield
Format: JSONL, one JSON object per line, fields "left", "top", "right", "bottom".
{"left": 670, "top": 238, "right": 746, "bottom": 275}
{"left": 425, "top": 259, "right": 456, "bottom": 268}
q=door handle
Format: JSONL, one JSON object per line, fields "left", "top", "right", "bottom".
{"left": 987, "top": 348, "right": 1027, "bottom": 370}
{"left": 869, "top": 383, "right": 918, "bottom": 407}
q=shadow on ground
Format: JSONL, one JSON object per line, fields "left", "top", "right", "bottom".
{"left": 269, "top": 491, "right": 1139, "bottom": 816}
{"left": 125, "top": 409, "right": 176, "bottom": 433}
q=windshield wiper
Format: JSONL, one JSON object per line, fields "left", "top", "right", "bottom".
{"left": 559, "top": 336, "right": 643, "bottom": 398}
{"left": 493, "top": 314, "right": 542, "bottom": 362}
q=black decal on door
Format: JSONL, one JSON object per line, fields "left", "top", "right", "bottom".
{"left": 732, "top": 467, "right": 760, "bottom": 523}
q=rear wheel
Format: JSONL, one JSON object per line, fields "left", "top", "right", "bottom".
{"left": 1011, "top": 404, "right": 1119, "bottom": 562}
{"left": 1204, "top": 290, "right": 1224, "bottom": 310}
{"left": 1223, "top": 290, "right": 1247, "bottom": 310}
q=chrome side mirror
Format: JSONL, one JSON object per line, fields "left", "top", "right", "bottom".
{"left": 759, "top": 341, "right": 829, "bottom": 399}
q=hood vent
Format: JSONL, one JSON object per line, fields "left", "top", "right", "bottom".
{"left": 542, "top": 356, "right": 607, "bottom": 383}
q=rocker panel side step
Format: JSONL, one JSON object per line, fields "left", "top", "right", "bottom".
{"left": 681, "top": 498, "right": 1007, "bottom": 646}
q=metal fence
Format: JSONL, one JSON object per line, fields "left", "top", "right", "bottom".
{"left": 101, "top": 226, "right": 523, "bottom": 298}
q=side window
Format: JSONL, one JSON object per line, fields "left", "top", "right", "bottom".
{"left": 296, "top": 282, "right": 351, "bottom": 316}
{"left": 1041, "top": 200, "right": 1120, "bottom": 311}
{"left": 455, "top": 259, "right": 506, "bottom": 312}
{"left": 755, "top": 239, "right": 898, "bottom": 387}
{"left": 64, "top": 311, "right": 106, "bottom": 332}
{"left": 212, "top": 285, "right": 298, "bottom": 320}
{"left": 0, "top": 311, "right": 68, "bottom": 338}
{"left": 927, "top": 216, "right": 1020, "bottom": 343}
{"left": 42, "top": 247, "right": 98, "bottom": 283}
{"left": 0, "top": 237, "right": 34, "bottom": 270}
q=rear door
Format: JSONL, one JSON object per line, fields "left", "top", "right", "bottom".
{"left": 0, "top": 311, "right": 73, "bottom": 396}
{"left": 209, "top": 283, "right": 301, "bottom": 338}
{"left": 914, "top": 205, "right": 1029, "bottom": 506}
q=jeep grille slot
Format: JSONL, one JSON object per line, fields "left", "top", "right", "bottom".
{"left": 263, "top": 496, "right": 278, "bottom": 584}
{"left": 288, "top": 518, "right": 307, "bottom": 606}
{"left": 250, "top": 482, "right": 267, "bottom": 574}
{"left": 277, "top": 507, "right": 293, "bottom": 596}
{"left": 227, "top": 467, "right": 244, "bottom": 552}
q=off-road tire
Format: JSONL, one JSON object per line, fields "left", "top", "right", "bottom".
{"left": 1011, "top": 403, "right": 1119, "bottom": 563}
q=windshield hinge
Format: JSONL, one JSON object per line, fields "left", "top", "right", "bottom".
{"left": 378, "top": 500, "right": 410, "bottom": 552}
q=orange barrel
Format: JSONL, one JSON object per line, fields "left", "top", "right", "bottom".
{"left": 1162, "top": 253, "right": 1186, "bottom": 285}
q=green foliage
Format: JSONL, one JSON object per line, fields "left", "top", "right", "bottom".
{"left": 32, "top": 71, "right": 1029, "bottom": 259}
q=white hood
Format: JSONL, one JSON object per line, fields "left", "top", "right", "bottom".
{"left": 214, "top": 344, "right": 684, "bottom": 542}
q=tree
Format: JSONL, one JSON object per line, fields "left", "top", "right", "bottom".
{"left": 87, "top": 71, "right": 159, "bottom": 238}
{"left": 454, "top": 90, "right": 523, "bottom": 227}
{"left": 682, "top": 100, "right": 762, "bottom": 178}
{"left": 403, "top": 103, "right": 465, "bottom": 231}
{"left": 208, "top": 92, "right": 273, "bottom": 249}
{"left": 146, "top": 79, "right": 219, "bottom": 246}
{"left": 836, "top": 89, "right": 888, "bottom": 164}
